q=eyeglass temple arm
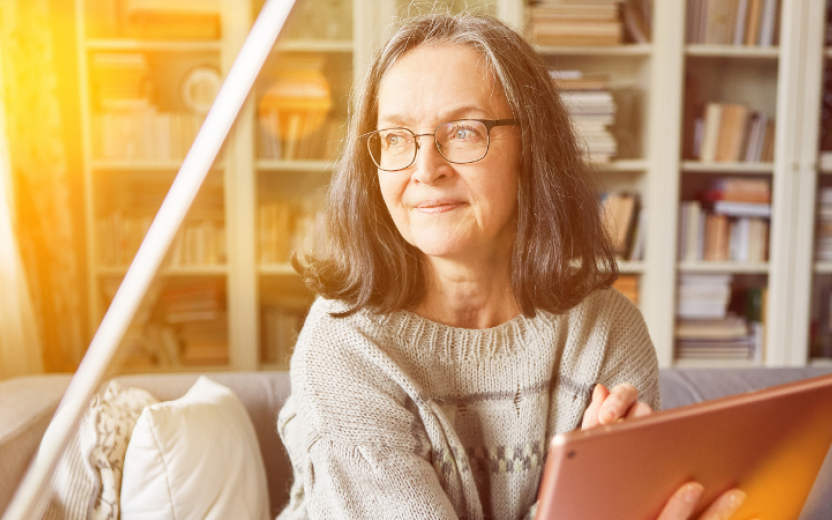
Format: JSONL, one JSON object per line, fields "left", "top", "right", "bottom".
{"left": 1, "top": 1, "right": 296, "bottom": 518}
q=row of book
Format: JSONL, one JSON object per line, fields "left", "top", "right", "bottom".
{"left": 678, "top": 177, "right": 771, "bottom": 262}
{"left": 692, "top": 103, "right": 775, "bottom": 163}
{"left": 96, "top": 212, "right": 226, "bottom": 268}
{"left": 552, "top": 70, "right": 619, "bottom": 163}
{"left": 810, "top": 283, "right": 832, "bottom": 359}
{"left": 687, "top": 0, "right": 781, "bottom": 46}
{"left": 527, "top": 0, "right": 651, "bottom": 46}
{"left": 675, "top": 274, "right": 766, "bottom": 361}
{"left": 600, "top": 192, "right": 645, "bottom": 262}
{"left": 259, "top": 202, "right": 326, "bottom": 265}
{"left": 261, "top": 305, "right": 307, "bottom": 368}
{"left": 88, "top": 0, "right": 221, "bottom": 40}
{"left": 816, "top": 187, "right": 832, "bottom": 262}
{"left": 93, "top": 110, "right": 206, "bottom": 162}
{"left": 258, "top": 112, "right": 344, "bottom": 161}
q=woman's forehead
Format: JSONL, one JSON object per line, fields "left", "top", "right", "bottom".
{"left": 376, "top": 44, "right": 507, "bottom": 125}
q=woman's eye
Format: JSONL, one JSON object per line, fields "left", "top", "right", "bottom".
{"left": 452, "top": 126, "right": 478, "bottom": 140}
{"left": 384, "top": 133, "right": 406, "bottom": 147}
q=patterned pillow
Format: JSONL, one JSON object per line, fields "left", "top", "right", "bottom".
{"left": 42, "top": 381, "right": 158, "bottom": 520}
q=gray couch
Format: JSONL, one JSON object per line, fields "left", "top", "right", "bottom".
{"left": 2, "top": 368, "right": 831, "bottom": 519}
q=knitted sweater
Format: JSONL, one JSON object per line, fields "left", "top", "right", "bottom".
{"left": 276, "top": 288, "right": 660, "bottom": 520}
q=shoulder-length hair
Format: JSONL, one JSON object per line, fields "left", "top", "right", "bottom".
{"left": 297, "top": 11, "right": 619, "bottom": 317}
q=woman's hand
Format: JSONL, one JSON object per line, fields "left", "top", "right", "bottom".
{"left": 658, "top": 483, "right": 752, "bottom": 520}
{"left": 581, "top": 383, "right": 653, "bottom": 429}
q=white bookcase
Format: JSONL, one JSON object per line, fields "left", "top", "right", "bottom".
{"left": 74, "top": 0, "right": 832, "bottom": 372}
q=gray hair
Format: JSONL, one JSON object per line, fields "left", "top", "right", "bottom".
{"left": 299, "top": 12, "right": 618, "bottom": 317}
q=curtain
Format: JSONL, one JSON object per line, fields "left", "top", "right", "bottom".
{"left": 0, "top": 0, "right": 86, "bottom": 373}
{"left": 0, "top": 43, "right": 43, "bottom": 379}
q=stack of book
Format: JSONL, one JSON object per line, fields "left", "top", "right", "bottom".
{"left": 91, "top": 53, "right": 151, "bottom": 111}
{"left": 600, "top": 192, "right": 644, "bottom": 261}
{"left": 816, "top": 187, "right": 832, "bottom": 262}
{"left": 692, "top": 103, "right": 775, "bottom": 163}
{"left": 551, "top": 70, "right": 618, "bottom": 163}
{"left": 258, "top": 56, "right": 341, "bottom": 161}
{"left": 613, "top": 274, "right": 639, "bottom": 305}
{"left": 676, "top": 276, "right": 765, "bottom": 361}
{"left": 161, "top": 282, "right": 228, "bottom": 365}
{"left": 259, "top": 202, "right": 326, "bottom": 264}
{"left": 122, "top": 0, "right": 221, "bottom": 40}
{"left": 678, "top": 178, "right": 770, "bottom": 263}
{"left": 528, "top": 0, "right": 623, "bottom": 46}
{"left": 93, "top": 110, "right": 206, "bottom": 162}
{"left": 686, "top": 0, "right": 781, "bottom": 45}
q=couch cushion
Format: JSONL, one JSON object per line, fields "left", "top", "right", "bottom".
{"left": 0, "top": 374, "right": 72, "bottom": 516}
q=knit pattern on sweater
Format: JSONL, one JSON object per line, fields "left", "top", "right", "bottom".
{"left": 276, "top": 288, "right": 660, "bottom": 520}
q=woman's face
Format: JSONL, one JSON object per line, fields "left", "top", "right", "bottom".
{"left": 376, "top": 44, "right": 521, "bottom": 263}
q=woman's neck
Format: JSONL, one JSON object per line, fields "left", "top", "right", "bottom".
{"left": 413, "top": 255, "right": 520, "bottom": 329}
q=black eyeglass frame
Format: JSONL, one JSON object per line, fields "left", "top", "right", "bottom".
{"left": 358, "top": 118, "right": 518, "bottom": 172}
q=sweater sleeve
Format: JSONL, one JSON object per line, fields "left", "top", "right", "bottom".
{"left": 594, "top": 288, "right": 661, "bottom": 411}
{"left": 277, "top": 300, "right": 462, "bottom": 520}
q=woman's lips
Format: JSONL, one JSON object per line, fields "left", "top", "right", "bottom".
{"left": 414, "top": 200, "right": 465, "bottom": 214}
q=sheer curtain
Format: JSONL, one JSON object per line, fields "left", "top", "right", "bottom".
{"left": 0, "top": 48, "right": 43, "bottom": 379}
{"left": 0, "top": 0, "right": 86, "bottom": 373}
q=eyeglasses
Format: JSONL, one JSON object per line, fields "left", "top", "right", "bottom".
{"left": 358, "top": 118, "right": 517, "bottom": 172}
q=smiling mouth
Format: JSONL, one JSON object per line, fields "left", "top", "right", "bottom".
{"left": 414, "top": 201, "right": 465, "bottom": 214}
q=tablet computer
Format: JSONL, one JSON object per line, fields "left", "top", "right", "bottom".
{"left": 535, "top": 373, "right": 832, "bottom": 520}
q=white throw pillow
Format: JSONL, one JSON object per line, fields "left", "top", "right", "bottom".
{"left": 120, "top": 376, "right": 269, "bottom": 520}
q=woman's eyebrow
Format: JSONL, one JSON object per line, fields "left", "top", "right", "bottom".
{"left": 378, "top": 106, "right": 489, "bottom": 128}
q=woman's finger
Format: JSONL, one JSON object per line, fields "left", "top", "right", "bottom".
{"left": 598, "top": 383, "right": 639, "bottom": 425}
{"left": 625, "top": 401, "right": 653, "bottom": 419}
{"left": 697, "top": 489, "right": 746, "bottom": 520}
{"left": 581, "top": 384, "right": 609, "bottom": 430}
{"left": 656, "top": 482, "right": 704, "bottom": 520}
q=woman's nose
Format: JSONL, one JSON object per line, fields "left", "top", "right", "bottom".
{"left": 411, "top": 135, "right": 450, "bottom": 185}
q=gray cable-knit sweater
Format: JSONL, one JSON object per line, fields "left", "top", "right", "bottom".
{"left": 276, "top": 288, "right": 660, "bottom": 520}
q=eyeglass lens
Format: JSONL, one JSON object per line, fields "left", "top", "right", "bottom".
{"left": 366, "top": 120, "right": 489, "bottom": 171}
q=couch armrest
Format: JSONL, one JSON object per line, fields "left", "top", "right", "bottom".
{"left": 0, "top": 374, "right": 72, "bottom": 516}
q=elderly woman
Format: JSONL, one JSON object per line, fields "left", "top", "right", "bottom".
{"left": 276, "top": 12, "right": 745, "bottom": 520}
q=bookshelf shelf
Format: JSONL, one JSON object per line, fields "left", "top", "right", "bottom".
{"left": 593, "top": 159, "right": 649, "bottom": 172}
{"left": 681, "top": 161, "right": 775, "bottom": 174}
{"left": 97, "top": 265, "right": 229, "bottom": 277}
{"left": 677, "top": 261, "right": 769, "bottom": 274}
{"left": 86, "top": 39, "right": 222, "bottom": 52}
{"left": 534, "top": 44, "right": 652, "bottom": 57}
{"left": 257, "top": 159, "right": 332, "bottom": 172}
{"left": 275, "top": 39, "right": 354, "bottom": 53}
{"left": 618, "top": 261, "right": 645, "bottom": 274}
{"left": 259, "top": 263, "right": 299, "bottom": 276}
{"left": 91, "top": 160, "right": 224, "bottom": 172}
{"left": 814, "top": 262, "right": 832, "bottom": 274}
{"left": 685, "top": 45, "right": 779, "bottom": 59}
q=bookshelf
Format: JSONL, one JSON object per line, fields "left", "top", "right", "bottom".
{"left": 74, "top": 0, "right": 832, "bottom": 372}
